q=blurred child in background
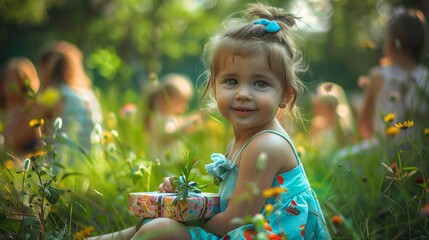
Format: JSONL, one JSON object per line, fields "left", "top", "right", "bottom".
{"left": 309, "top": 82, "right": 356, "bottom": 153}
{"left": 0, "top": 57, "right": 41, "bottom": 156}
{"left": 359, "top": 8, "right": 428, "bottom": 140}
{"left": 37, "top": 41, "right": 103, "bottom": 158}
{"left": 143, "top": 73, "right": 203, "bottom": 162}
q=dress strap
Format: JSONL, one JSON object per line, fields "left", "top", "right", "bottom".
{"left": 231, "top": 130, "right": 301, "bottom": 165}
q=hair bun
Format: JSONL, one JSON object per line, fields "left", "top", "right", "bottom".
{"left": 247, "top": 3, "right": 296, "bottom": 29}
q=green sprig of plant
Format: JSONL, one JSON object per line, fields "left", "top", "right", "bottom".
{"left": 172, "top": 150, "right": 203, "bottom": 204}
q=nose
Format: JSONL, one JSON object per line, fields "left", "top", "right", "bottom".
{"left": 235, "top": 85, "right": 252, "bottom": 101}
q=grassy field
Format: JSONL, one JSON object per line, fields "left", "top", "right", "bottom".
{"left": 1, "top": 87, "right": 428, "bottom": 239}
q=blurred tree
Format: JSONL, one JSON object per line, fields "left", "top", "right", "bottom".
{"left": 0, "top": 0, "right": 56, "bottom": 24}
{"left": 0, "top": 0, "right": 426, "bottom": 96}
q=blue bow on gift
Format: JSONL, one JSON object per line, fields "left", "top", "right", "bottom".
{"left": 253, "top": 18, "right": 281, "bottom": 33}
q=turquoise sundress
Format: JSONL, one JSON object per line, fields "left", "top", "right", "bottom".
{"left": 187, "top": 130, "right": 331, "bottom": 239}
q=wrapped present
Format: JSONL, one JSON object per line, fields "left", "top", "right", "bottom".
{"left": 128, "top": 192, "right": 220, "bottom": 222}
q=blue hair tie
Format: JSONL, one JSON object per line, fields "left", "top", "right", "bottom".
{"left": 253, "top": 18, "right": 281, "bottom": 33}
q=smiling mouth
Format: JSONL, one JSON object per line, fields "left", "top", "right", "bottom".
{"left": 232, "top": 107, "right": 255, "bottom": 112}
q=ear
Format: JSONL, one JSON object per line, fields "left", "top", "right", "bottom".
{"left": 283, "top": 87, "right": 295, "bottom": 104}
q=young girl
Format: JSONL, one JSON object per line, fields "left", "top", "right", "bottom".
{"left": 0, "top": 57, "right": 41, "bottom": 156}
{"left": 38, "top": 41, "right": 103, "bottom": 153}
{"left": 359, "top": 8, "right": 428, "bottom": 139}
{"left": 309, "top": 82, "right": 356, "bottom": 152}
{"left": 143, "top": 73, "right": 203, "bottom": 161}
{"left": 89, "top": 3, "right": 330, "bottom": 240}
{"left": 137, "top": 3, "right": 329, "bottom": 239}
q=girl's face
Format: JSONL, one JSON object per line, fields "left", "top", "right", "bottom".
{"left": 214, "top": 54, "right": 286, "bottom": 131}
{"left": 3, "top": 71, "right": 27, "bottom": 107}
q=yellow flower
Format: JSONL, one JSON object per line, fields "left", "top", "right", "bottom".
{"left": 383, "top": 113, "right": 395, "bottom": 123}
{"left": 424, "top": 128, "right": 429, "bottom": 135}
{"left": 395, "top": 120, "right": 414, "bottom": 130}
{"left": 83, "top": 226, "right": 95, "bottom": 236}
{"left": 26, "top": 150, "right": 48, "bottom": 159}
{"left": 264, "top": 204, "right": 274, "bottom": 214}
{"left": 29, "top": 118, "right": 45, "bottom": 128}
{"left": 74, "top": 231, "right": 85, "bottom": 240}
{"left": 5, "top": 160, "right": 15, "bottom": 170}
{"left": 74, "top": 226, "right": 95, "bottom": 240}
{"left": 0, "top": 121, "right": 3, "bottom": 132}
{"left": 37, "top": 87, "right": 61, "bottom": 107}
{"left": 385, "top": 126, "right": 400, "bottom": 137}
{"left": 262, "top": 187, "right": 287, "bottom": 198}
{"left": 360, "top": 40, "right": 375, "bottom": 49}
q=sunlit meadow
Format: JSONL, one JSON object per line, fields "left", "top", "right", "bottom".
{"left": 1, "top": 85, "right": 428, "bottom": 239}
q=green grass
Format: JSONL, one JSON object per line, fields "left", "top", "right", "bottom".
{"left": 0, "top": 88, "right": 428, "bottom": 239}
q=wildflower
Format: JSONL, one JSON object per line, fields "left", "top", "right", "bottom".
{"left": 264, "top": 204, "right": 274, "bottom": 214}
{"left": 264, "top": 221, "right": 273, "bottom": 231}
{"left": 385, "top": 126, "right": 400, "bottom": 137}
{"left": 421, "top": 203, "right": 429, "bottom": 217}
{"left": 37, "top": 87, "right": 61, "bottom": 107}
{"left": 120, "top": 103, "right": 137, "bottom": 118}
{"left": 54, "top": 117, "right": 62, "bottom": 130}
{"left": 424, "top": 128, "right": 429, "bottom": 136}
{"left": 331, "top": 215, "right": 344, "bottom": 226}
{"left": 4, "top": 160, "right": 15, "bottom": 170}
{"left": 263, "top": 187, "right": 287, "bottom": 198}
{"left": 74, "top": 231, "right": 85, "bottom": 240}
{"left": 395, "top": 120, "right": 414, "bottom": 130}
{"left": 23, "top": 158, "right": 31, "bottom": 171}
{"left": 29, "top": 118, "right": 45, "bottom": 127}
{"left": 383, "top": 113, "right": 395, "bottom": 123}
{"left": 26, "top": 150, "right": 48, "bottom": 160}
{"left": 74, "top": 226, "right": 95, "bottom": 240}
{"left": 360, "top": 40, "right": 375, "bottom": 49}
{"left": 83, "top": 226, "right": 95, "bottom": 236}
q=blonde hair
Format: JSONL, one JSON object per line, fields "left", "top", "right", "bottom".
{"left": 39, "top": 41, "right": 91, "bottom": 89}
{"left": 312, "top": 82, "right": 355, "bottom": 135}
{"left": 0, "top": 57, "right": 40, "bottom": 109}
{"left": 146, "top": 73, "right": 193, "bottom": 112}
{"left": 200, "top": 3, "right": 306, "bottom": 125}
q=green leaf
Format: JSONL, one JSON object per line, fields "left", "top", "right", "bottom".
{"left": 45, "top": 186, "right": 60, "bottom": 205}
{"left": 402, "top": 166, "right": 419, "bottom": 171}
{"left": 59, "top": 172, "right": 84, "bottom": 182}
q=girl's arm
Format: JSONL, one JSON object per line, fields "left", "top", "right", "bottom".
{"left": 359, "top": 69, "right": 384, "bottom": 139}
{"left": 203, "top": 133, "right": 298, "bottom": 237}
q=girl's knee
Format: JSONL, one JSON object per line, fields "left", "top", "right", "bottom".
{"left": 134, "top": 218, "right": 190, "bottom": 240}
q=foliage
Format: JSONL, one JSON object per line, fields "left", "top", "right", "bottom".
{"left": 1, "top": 82, "right": 429, "bottom": 238}
{"left": 1, "top": 0, "right": 426, "bottom": 94}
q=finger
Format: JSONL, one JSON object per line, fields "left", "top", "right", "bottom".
{"left": 158, "top": 183, "right": 165, "bottom": 193}
{"left": 163, "top": 177, "right": 174, "bottom": 192}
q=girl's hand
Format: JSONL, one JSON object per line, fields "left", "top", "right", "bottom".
{"left": 158, "top": 176, "right": 176, "bottom": 193}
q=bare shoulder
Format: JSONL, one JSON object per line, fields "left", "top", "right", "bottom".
{"left": 239, "top": 132, "right": 298, "bottom": 172}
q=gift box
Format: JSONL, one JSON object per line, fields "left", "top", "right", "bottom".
{"left": 128, "top": 192, "right": 220, "bottom": 222}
